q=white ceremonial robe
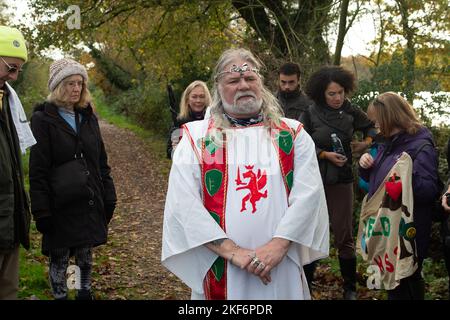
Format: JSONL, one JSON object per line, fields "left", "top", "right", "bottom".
{"left": 161, "top": 118, "right": 329, "bottom": 300}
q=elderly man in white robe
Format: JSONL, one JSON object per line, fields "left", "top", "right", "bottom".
{"left": 161, "top": 48, "right": 329, "bottom": 300}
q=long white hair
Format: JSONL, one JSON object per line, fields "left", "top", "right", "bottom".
{"left": 209, "top": 48, "right": 283, "bottom": 131}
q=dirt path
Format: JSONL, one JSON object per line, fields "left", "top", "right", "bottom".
{"left": 93, "top": 120, "right": 190, "bottom": 299}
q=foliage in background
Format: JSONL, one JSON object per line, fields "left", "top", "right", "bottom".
{"left": 360, "top": 0, "right": 449, "bottom": 100}
{"left": 23, "top": 0, "right": 237, "bottom": 132}
{"left": 23, "top": 1, "right": 235, "bottom": 82}
{"left": 352, "top": 51, "right": 450, "bottom": 126}
{"left": 12, "top": 58, "right": 51, "bottom": 116}
{"left": 0, "top": 0, "right": 8, "bottom": 24}
{"left": 25, "top": 0, "right": 343, "bottom": 74}
{"left": 103, "top": 82, "right": 172, "bottom": 136}
{"left": 231, "top": 0, "right": 334, "bottom": 66}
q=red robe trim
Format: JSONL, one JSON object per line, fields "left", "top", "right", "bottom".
{"left": 200, "top": 119, "right": 297, "bottom": 299}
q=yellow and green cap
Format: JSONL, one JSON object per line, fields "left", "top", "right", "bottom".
{"left": 0, "top": 26, "right": 28, "bottom": 62}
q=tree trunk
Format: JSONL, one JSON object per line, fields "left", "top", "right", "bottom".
{"left": 333, "top": 0, "right": 349, "bottom": 65}
{"left": 231, "top": 0, "right": 332, "bottom": 72}
{"left": 396, "top": 0, "right": 416, "bottom": 101}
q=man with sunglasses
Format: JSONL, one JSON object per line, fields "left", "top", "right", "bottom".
{"left": 0, "top": 56, "right": 23, "bottom": 82}
{"left": 0, "top": 26, "right": 34, "bottom": 299}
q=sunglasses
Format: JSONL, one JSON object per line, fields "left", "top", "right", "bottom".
{"left": 1, "top": 57, "right": 23, "bottom": 74}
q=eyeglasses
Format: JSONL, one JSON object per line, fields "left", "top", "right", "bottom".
{"left": 0, "top": 57, "right": 23, "bottom": 74}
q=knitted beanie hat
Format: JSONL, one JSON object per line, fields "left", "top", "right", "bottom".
{"left": 48, "top": 58, "right": 88, "bottom": 92}
{"left": 0, "top": 26, "right": 28, "bottom": 62}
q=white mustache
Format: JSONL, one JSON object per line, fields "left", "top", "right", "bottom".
{"left": 234, "top": 91, "right": 256, "bottom": 103}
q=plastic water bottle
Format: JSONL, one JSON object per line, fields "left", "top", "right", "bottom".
{"left": 331, "top": 133, "right": 345, "bottom": 155}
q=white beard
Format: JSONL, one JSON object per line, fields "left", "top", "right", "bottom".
{"left": 221, "top": 90, "right": 263, "bottom": 116}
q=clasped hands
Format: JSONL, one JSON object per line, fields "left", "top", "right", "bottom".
{"left": 229, "top": 238, "right": 290, "bottom": 285}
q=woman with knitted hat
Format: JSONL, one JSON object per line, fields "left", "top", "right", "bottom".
{"left": 29, "top": 58, "right": 117, "bottom": 300}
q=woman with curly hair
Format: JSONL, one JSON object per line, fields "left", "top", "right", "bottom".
{"left": 300, "top": 65, "right": 377, "bottom": 299}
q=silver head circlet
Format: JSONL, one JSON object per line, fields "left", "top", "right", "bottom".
{"left": 215, "top": 63, "right": 260, "bottom": 82}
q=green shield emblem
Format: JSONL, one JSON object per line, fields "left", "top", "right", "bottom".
{"left": 211, "top": 257, "right": 225, "bottom": 281}
{"left": 209, "top": 211, "right": 220, "bottom": 225}
{"left": 205, "top": 169, "right": 223, "bottom": 196}
{"left": 197, "top": 136, "right": 219, "bottom": 155}
{"left": 204, "top": 136, "right": 219, "bottom": 155}
{"left": 286, "top": 170, "right": 293, "bottom": 191}
{"left": 275, "top": 130, "right": 293, "bottom": 154}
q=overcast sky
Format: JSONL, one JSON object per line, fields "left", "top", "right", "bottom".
{"left": 5, "top": 0, "right": 377, "bottom": 58}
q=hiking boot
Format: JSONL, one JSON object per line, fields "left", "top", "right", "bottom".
{"left": 339, "top": 257, "right": 357, "bottom": 300}
{"left": 344, "top": 289, "right": 357, "bottom": 300}
{"left": 303, "top": 261, "right": 317, "bottom": 291}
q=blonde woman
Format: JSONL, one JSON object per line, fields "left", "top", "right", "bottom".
{"left": 29, "top": 59, "right": 117, "bottom": 300}
{"left": 167, "top": 80, "right": 211, "bottom": 159}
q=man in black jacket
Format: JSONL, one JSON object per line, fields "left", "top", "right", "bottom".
{"left": 276, "top": 62, "right": 312, "bottom": 120}
{"left": 0, "top": 26, "right": 34, "bottom": 299}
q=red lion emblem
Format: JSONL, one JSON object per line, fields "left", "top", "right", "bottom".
{"left": 235, "top": 165, "right": 268, "bottom": 213}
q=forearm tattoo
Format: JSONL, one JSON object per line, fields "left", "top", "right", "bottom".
{"left": 210, "top": 239, "right": 225, "bottom": 247}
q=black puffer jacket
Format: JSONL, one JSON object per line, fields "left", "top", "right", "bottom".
{"left": 300, "top": 99, "right": 376, "bottom": 184}
{"left": 276, "top": 89, "right": 312, "bottom": 120}
{"left": 29, "top": 102, "right": 116, "bottom": 255}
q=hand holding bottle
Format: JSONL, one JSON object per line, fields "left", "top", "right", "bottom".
{"left": 325, "top": 151, "right": 347, "bottom": 167}
{"left": 328, "top": 133, "right": 347, "bottom": 166}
